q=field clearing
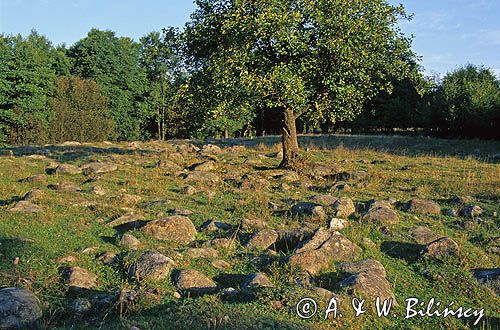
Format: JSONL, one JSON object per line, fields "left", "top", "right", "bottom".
{"left": 0, "top": 134, "right": 499, "bottom": 329}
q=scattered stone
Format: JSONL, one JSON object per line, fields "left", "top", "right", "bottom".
{"left": 336, "top": 170, "right": 368, "bottom": 182}
{"left": 58, "top": 255, "right": 77, "bottom": 264}
{"left": 81, "top": 162, "right": 118, "bottom": 175}
{"left": 449, "top": 195, "right": 475, "bottom": 205}
{"left": 129, "top": 251, "right": 175, "bottom": 281}
{"left": 200, "top": 220, "right": 232, "bottom": 232}
{"left": 241, "top": 217, "right": 268, "bottom": 230}
{"left": 190, "top": 161, "right": 216, "bottom": 172}
{"left": 157, "top": 159, "right": 182, "bottom": 172}
{"left": 363, "top": 206, "right": 398, "bottom": 225}
{"left": 472, "top": 268, "right": 499, "bottom": 296}
{"left": 421, "top": 237, "right": 459, "bottom": 258}
{"left": 309, "top": 194, "right": 339, "bottom": 206}
{"left": 459, "top": 205, "right": 483, "bottom": 218}
{"left": 142, "top": 216, "right": 197, "bottom": 245}
{"left": 90, "top": 186, "right": 106, "bottom": 196}
{"left": 120, "top": 234, "right": 141, "bottom": 249}
{"left": 333, "top": 197, "right": 356, "bottom": 219}
{"left": 55, "top": 164, "right": 82, "bottom": 175}
{"left": 0, "top": 288, "right": 42, "bottom": 329}
{"left": 182, "top": 171, "right": 220, "bottom": 184}
{"left": 172, "top": 292, "right": 182, "bottom": 299}
{"left": 241, "top": 272, "right": 274, "bottom": 289}
{"left": 70, "top": 298, "right": 93, "bottom": 315}
{"left": 288, "top": 228, "right": 360, "bottom": 275}
{"left": 25, "top": 174, "right": 46, "bottom": 183}
{"left": 329, "top": 218, "right": 348, "bottom": 231}
{"left": 182, "top": 185, "right": 197, "bottom": 195}
{"left": 310, "top": 287, "right": 335, "bottom": 301}
{"left": 362, "top": 237, "right": 376, "bottom": 248}
{"left": 332, "top": 183, "right": 351, "bottom": 191}
{"left": 200, "top": 144, "right": 222, "bottom": 154}
{"left": 290, "top": 202, "right": 326, "bottom": 220}
{"left": 410, "top": 226, "right": 444, "bottom": 245}
{"left": 202, "top": 238, "right": 235, "bottom": 250}
{"left": 63, "top": 266, "right": 98, "bottom": 291}
{"left": 174, "top": 269, "right": 218, "bottom": 294}
{"left": 107, "top": 214, "right": 143, "bottom": 228}
{"left": 338, "top": 259, "right": 396, "bottom": 303}
{"left": 404, "top": 199, "right": 441, "bottom": 215}
{"left": 245, "top": 229, "right": 278, "bottom": 250}
{"left": 274, "top": 171, "right": 300, "bottom": 182}
{"left": 50, "top": 181, "right": 80, "bottom": 192}
{"left": 21, "top": 189, "right": 43, "bottom": 201}
{"left": 211, "top": 259, "right": 231, "bottom": 270}
{"left": 121, "top": 193, "right": 142, "bottom": 205}
{"left": 9, "top": 201, "right": 43, "bottom": 213}
{"left": 170, "top": 208, "right": 193, "bottom": 216}
{"left": 97, "top": 252, "right": 119, "bottom": 266}
{"left": 275, "top": 225, "right": 316, "bottom": 252}
{"left": 445, "top": 208, "right": 458, "bottom": 217}
{"left": 186, "top": 248, "right": 219, "bottom": 259}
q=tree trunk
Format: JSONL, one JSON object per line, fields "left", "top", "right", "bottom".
{"left": 279, "top": 107, "right": 300, "bottom": 169}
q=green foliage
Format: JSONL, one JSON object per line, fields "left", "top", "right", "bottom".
{"left": 48, "top": 76, "right": 115, "bottom": 143}
{"left": 185, "top": 0, "right": 418, "bottom": 134}
{"left": 68, "top": 29, "right": 149, "bottom": 140}
{"left": 425, "top": 65, "right": 500, "bottom": 138}
{"left": 0, "top": 31, "right": 60, "bottom": 145}
{"left": 139, "top": 28, "right": 186, "bottom": 140}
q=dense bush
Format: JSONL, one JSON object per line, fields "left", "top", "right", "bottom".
{"left": 424, "top": 65, "right": 500, "bottom": 138}
{"left": 48, "top": 76, "right": 115, "bottom": 143}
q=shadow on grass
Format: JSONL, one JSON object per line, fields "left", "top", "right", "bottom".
{"left": 380, "top": 241, "right": 423, "bottom": 263}
{"left": 0, "top": 145, "right": 156, "bottom": 163}
{"left": 202, "top": 134, "right": 500, "bottom": 164}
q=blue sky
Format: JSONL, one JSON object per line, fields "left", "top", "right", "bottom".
{"left": 1, "top": 0, "right": 499, "bottom": 77}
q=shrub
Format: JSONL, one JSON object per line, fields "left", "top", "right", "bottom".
{"left": 48, "top": 76, "right": 116, "bottom": 143}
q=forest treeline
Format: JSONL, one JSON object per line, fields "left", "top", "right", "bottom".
{"left": 1, "top": 7, "right": 499, "bottom": 145}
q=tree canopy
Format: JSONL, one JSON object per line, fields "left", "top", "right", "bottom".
{"left": 184, "top": 0, "right": 420, "bottom": 167}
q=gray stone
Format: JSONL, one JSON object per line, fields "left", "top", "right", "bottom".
{"left": 9, "top": 201, "right": 42, "bottom": 213}
{"left": 241, "top": 272, "right": 274, "bottom": 289}
{"left": 81, "top": 162, "right": 118, "bottom": 175}
{"left": 363, "top": 206, "right": 398, "bottom": 225}
{"left": 129, "top": 251, "right": 175, "bottom": 281}
{"left": 120, "top": 234, "right": 141, "bottom": 249}
{"left": 333, "top": 198, "right": 356, "bottom": 219}
{"left": 245, "top": 229, "right": 278, "bottom": 250}
{"left": 174, "top": 269, "right": 217, "bottom": 294}
{"left": 421, "top": 237, "right": 459, "bottom": 258}
{"left": 410, "top": 226, "right": 444, "bottom": 245}
{"left": 63, "top": 267, "right": 98, "bottom": 291}
{"left": 459, "top": 205, "right": 483, "bottom": 218}
{"left": 404, "top": 199, "right": 441, "bottom": 215}
{"left": 142, "top": 216, "right": 197, "bottom": 245}
{"left": 329, "top": 218, "right": 348, "bottom": 231}
{"left": 55, "top": 164, "right": 81, "bottom": 175}
{"left": 291, "top": 202, "right": 326, "bottom": 220}
{"left": 186, "top": 248, "right": 219, "bottom": 259}
{"left": 0, "top": 288, "right": 42, "bottom": 329}
{"left": 200, "top": 220, "right": 232, "bottom": 232}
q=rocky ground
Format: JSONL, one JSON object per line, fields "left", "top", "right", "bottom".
{"left": 0, "top": 136, "right": 499, "bottom": 329}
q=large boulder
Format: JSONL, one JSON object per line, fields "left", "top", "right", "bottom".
{"left": 245, "top": 229, "right": 279, "bottom": 250}
{"left": 174, "top": 270, "right": 217, "bottom": 295}
{"left": 421, "top": 237, "right": 459, "bottom": 258}
{"left": 142, "top": 216, "right": 197, "bottom": 245}
{"left": 288, "top": 228, "right": 360, "bottom": 275}
{"left": 404, "top": 199, "right": 441, "bottom": 215}
{"left": 0, "top": 288, "right": 42, "bottom": 330}
{"left": 363, "top": 206, "right": 398, "bottom": 225}
{"left": 129, "top": 251, "right": 175, "bottom": 281}
{"left": 338, "top": 259, "right": 396, "bottom": 303}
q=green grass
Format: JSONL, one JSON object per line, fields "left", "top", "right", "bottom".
{"left": 0, "top": 135, "right": 499, "bottom": 329}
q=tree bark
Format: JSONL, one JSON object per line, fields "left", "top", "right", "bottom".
{"left": 279, "top": 107, "right": 300, "bottom": 169}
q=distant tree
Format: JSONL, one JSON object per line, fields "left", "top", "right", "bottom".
{"left": 0, "top": 31, "right": 61, "bottom": 145}
{"left": 185, "top": 0, "right": 419, "bottom": 168}
{"left": 424, "top": 65, "right": 500, "bottom": 138}
{"left": 48, "top": 76, "right": 115, "bottom": 143}
{"left": 68, "top": 29, "right": 149, "bottom": 140}
{"left": 139, "top": 28, "right": 185, "bottom": 140}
